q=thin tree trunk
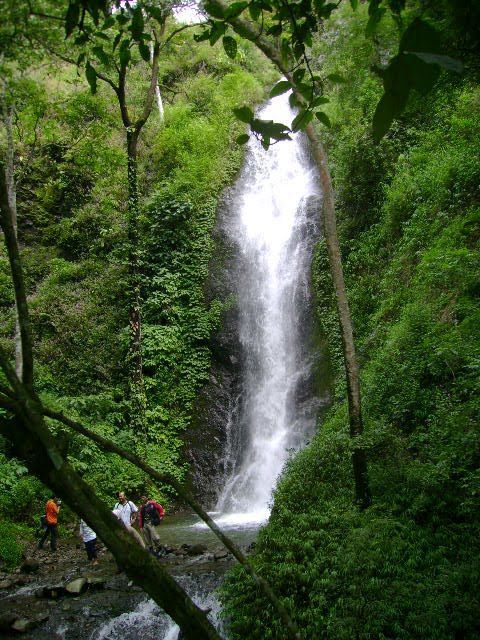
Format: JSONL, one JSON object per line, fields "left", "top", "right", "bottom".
{"left": 150, "top": 42, "right": 164, "bottom": 121}
{"left": 126, "top": 129, "right": 147, "bottom": 436}
{"left": 1, "top": 99, "right": 22, "bottom": 379}
{"left": 205, "top": 0, "right": 371, "bottom": 508}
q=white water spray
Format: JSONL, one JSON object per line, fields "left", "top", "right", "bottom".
{"left": 216, "top": 92, "right": 321, "bottom": 523}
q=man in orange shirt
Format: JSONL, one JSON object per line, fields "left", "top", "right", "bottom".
{"left": 38, "top": 496, "right": 61, "bottom": 552}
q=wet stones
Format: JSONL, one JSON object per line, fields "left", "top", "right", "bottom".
{"left": 20, "top": 558, "right": 39, "bottom": 574}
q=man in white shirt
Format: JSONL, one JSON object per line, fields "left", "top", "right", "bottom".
{"left": 113, "top": 491, "right": 138, "bottom": 527}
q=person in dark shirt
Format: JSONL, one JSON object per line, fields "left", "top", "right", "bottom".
{"left": 138, "top": 496, "right": 165, "bottom": 552}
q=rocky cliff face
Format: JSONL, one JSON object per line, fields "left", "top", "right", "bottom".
{"left": 182, "top": 194, "right": 242, "bottom": 508}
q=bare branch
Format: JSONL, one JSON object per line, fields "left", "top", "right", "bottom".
{"left": 161, "top": 22, "right": 204, "bottom": 49}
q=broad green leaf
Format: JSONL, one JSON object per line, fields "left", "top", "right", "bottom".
{"left": 365, "top": 7, "right": 386, "bottom": 37}
{"left": 233, "top": 106, "right": 254, "bottom": 123}
{"left": 350, "top": 0, "right": 359, "bottom": 9}
{"left": 249, "top": 4, "right": 261, "bottom": 20}
{"left": 203, "top": 1, "right": 225, "bottom": 19}
{"left": 312, "top": 96, "right": 330, "bottom": 107}
{"left": 293, "top": 69, "right": 305, "bottom": 83}
{"left": 194, "top": 30, "right": 211, "bottom": 43}
{"left": 119, "top": 43, "right": 131, "bottom": 68}
{"left": 223, "top": 36, "right": 237, "bottom": 59}
{"left": 102, "top": 16, "right": 115, "bottom": 29}
{"left": 400, "top": 17, "right": 440, "bottom": 54}
{"left": 291, "top": 109, "right": 313, "bottom": 132}
{"left": 315, "top": 111, "right": 331, "bottom": 127}
{"left": 139, "top": 43, "right": 150, "bottom": 62}
{"left": 225, "top": 1, "right": 248, "bottom": 19}
{"left": 209, "top": 21, "right": 226, "bottom": 46}
{"left": 270, "top": 81, "right": 291, "bottom": 98}
{"left": 131, "top": 7, "right": 144, "bottom": 41}
{"left": 372, "top": 89, "right": 408, "bottom": 141}
{"left": 65, "top": 2, "right": 80, "bottom": 38}
{"left": 92, "top": 46, "right": 109, "bottom": 66}
{"left": 236, "top": 134, "right": 250, "bottom": 145}
{"left": 85, "top": 61, "right": 97, "bottom": 95}
{"left": 113, "top": 32, "right": 122, "bottom": 51}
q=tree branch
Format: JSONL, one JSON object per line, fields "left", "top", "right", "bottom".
{"left": 134, "top": 43, "right": 160, "bottom": 133}
{"left": 42, "top": 404, "right": 301, "bottom": 639}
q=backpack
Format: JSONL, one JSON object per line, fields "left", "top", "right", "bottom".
{"left": 40, "top": 514, "right": 47, "bottom": 529}
{"left": 143, "top": 502, "right": 161, "bottom": 526}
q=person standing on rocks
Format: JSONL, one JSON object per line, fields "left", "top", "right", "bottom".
{"left": 113, "top": 491, "right": 138, "bottom": 527}
{"left": 112, "top": 509, "right": 146, "bottom": 549}
{"left": 79, "top": 519, "right": 99, "bottom": 566}
{"left": 139, "top": 495, "right": 165, "bottom": 553}
{"left": 38, "top": 496, "right": 61, "bottom": 552}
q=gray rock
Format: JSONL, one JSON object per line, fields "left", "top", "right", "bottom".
{"left": 20, "top": 558, "right": 39, "bottom": 573}
{"left": 214, "top": 550, "right": 229, "bottom": 560}
{"left": 186, "top": 544, "right": 208, "bottom": 556}
{"left": 0, "top": 579, "right": 13, "bottom": 589}
{"left": 65, "top": 577, "right": 88, "bottom": 595}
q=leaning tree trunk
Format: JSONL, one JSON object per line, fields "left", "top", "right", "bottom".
{"left": 1, "top": 100, "right": 22, "bottom": 379}
{"left": 205, "top": 0, "right": 371, "bottom": 508}
{"left": 126, "top": 128, "right": 147, "bottom": 438}
{"left": 0, "top": 412, "right": 221, "bottom": 640}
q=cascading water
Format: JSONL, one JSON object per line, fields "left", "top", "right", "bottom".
{"left": 215, "top": 92, "right": 321, "bottom": 523}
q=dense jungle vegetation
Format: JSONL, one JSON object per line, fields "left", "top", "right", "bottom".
{"left": 0, "top": 0, "right": 479, "bottom": 638}
{"left": 221, "top": 2, "right": 480, "bottom": 639}
{"left": 0, "top": 7, "right": 273, "bottom": 564}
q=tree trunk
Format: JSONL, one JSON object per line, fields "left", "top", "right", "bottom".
{"left": 0, "top": 411, "right": 221, "bottom": 640}
{"left": 205, "top": 0, "right": 371, "bottom": 508}
{"left": 304, "top": 124, "right": 370, "bottom": 508}
{"left": 126, "top": 128, "right": 147, "bottom": 437}
{"left": 1, "top": 100, "right": 22, "bottom": 379}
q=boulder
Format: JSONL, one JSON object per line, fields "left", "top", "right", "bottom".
{"left": 0, "top": 613, "right": 17, "bottom": 633}
{"left": 65, "top": 577, "right": 88, "bottom": 595}
{"left": 186, "top": 544, "right": 208, "bottom": 556}
{"left": 20, "top": 558, "right": 39, "bottom": 574}
{"left": 11, "top": 613, "right": 49, "bottom": 633}
{"left": 0, "top": 579, "right": 13, "bottom": 589}
{"left": 214, "top": 550, "right": 229, "bottom": 561}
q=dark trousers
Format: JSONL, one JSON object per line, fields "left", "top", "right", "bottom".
{"left": 39, "top": 524, "right": 57, "bottom": 551}
{"left": 84, "top": 538, "right": 97, "bottom": 561}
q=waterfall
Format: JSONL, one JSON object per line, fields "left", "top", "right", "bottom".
{"left": 215, "top": 92, "right": 321, "bottom": 522}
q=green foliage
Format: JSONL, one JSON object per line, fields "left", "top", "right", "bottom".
{"left": 221, "top": 4, "right": 480, "bottom": 638}
{"left": 0, "top": 25, "right": 270, "bottom": 510}
{"left": 0, "top": 521, "right": 32, "bottom": 568}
